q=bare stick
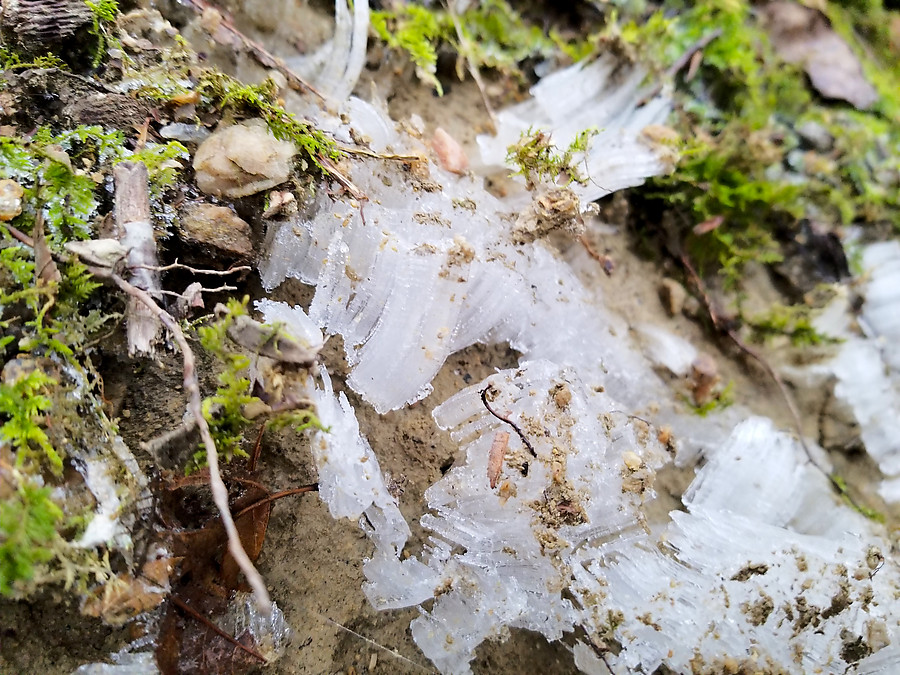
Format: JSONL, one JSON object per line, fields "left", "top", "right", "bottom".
{"left": 98, "top": 269, "right": 273, "bottom": 615}
{"left": 158, "top": 285, "right": 237, "bottom": 298}
{"left": 114, "top": 162, "right": 161, "bottom": 355}
{"left": 337, "top": 145, "right": 423, "bottom": 162}
{"left": 131, "top": 260, "right": 252, "bottom": 276}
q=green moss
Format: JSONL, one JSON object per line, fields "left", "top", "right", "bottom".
{"left": 506, "top": 127, "right": 597, "bottom": 189}
{"left": 0, "top": 369, "right": 61, "bottom": 475}
{"left": 85, "top": 0, "right": 120, "bottom": 68}
{"left": 371, "top": 0, "right": 589, "bottom": 94}
{"left": 614, "top": 0, "right": 900, "bottom": 339}
{"left": 0, "top": 481, "right": 64, "bottom": 595}
{"left": 0, "top": 122, "right": 176, "bottom": 598}
{"left": 747, "top": 302, "right": 839, "bottom": 347}
{"left": 372, "top": 4, "right": 447, "bottom": 93}
{"left": 831, "top": 473, "right": 885, "bottom": 523}
{"left": 0, "top": 48, "right": 67, "bottom": 71}
{"left": 195, "top": 298, "right": 257, "bottom": 469}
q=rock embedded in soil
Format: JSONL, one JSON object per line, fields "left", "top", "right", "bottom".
{"left": 658, "top": 278, "right": 687, "bottom": 317}
{"left": 178, "top": 202, "right": 252, "bottom": 259}
{"left": 192, "top": 118, "right": 295, "bottom": 198}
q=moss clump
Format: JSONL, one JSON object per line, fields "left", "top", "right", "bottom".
{"left": 614, "top": 0, "right": 900, "bottom": 334}
{"left": 0, "top": 123, "right": 182, "bottom": 597}
{"left": 0, "top": 481, "right": 64, "bottom": 594}
{"left": 746, "top": 302, "right": 839, "bottom": 347}
{"left": 506, "top": 127, "right": 597, "bottom": 190}
{"left": 371, "top": 0, "right": 590, "bottom": 94}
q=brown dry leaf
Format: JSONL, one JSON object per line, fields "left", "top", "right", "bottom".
{"left": 32, "top": 212, "right": 61, "bottom": 287}
{"left": 761, "top": 1, "right": 878, "bottom": 109}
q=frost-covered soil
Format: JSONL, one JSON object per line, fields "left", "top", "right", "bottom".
{"left": 3, "top": 2, "right": 900, "bottom": 674}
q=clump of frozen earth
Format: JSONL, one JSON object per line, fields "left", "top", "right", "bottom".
{"left": 257, "top": 50, "right": 900, "bottom": 675}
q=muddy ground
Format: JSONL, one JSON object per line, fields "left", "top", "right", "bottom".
{"left": 0, "top": 1, "right": 890, "bottom": 674}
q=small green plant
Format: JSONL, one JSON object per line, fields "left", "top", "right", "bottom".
{"left": 0, "top": 369, "right": 61, "bottom": 475}
{"left": 0, "top": 48, "right": 66, "bottom": 71}
{"left": 85, "top": 0, "right": 121, "bottom": 67}
{"left": 506, "top": 127, "right": 597, "bottom": 189}
{"left": 690, "top": 380, "right": 735, "bottom": 417}
{"left": 831, "top": 473, "right": 885, "bottom": 523}
{"left": 196, "top": 298, "right": 258, "bottom": 469}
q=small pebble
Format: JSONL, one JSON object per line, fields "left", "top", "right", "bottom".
{"left": 658, "top": 278, "right": 687, "bottom": 317}
{"left": 0, "top": 179, "right": 24, "bottom": 221}
{"left": 431, "top": 127, "right": 468, "bottom": 174}
{"left": 179, "top": 203, "right": 252, "bottom": 258}
{"left": 193, "top": 119, "right": 295, "bottom": 198}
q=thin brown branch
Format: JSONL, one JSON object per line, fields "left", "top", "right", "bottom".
{"left": 317, "top": 153, "right": 367, "bottom": 202}
{"left": 171, "top": 596, "right": 267, "bottom": 663}
{"left": 233, "top": 484, "right": 319, "bottom": 520}
{"left": 480, "top": 385, "right": 537, "bottom": 458}
{"left": 248, "top": 424, "right": 266, "bottom": 473}
{"left": 579, "top": 234, "right": 615, "bottom": 276}
{"left": 2, "top": 222, "right": 34, "bottom": 247}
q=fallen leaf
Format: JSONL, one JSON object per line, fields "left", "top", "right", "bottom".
{"left": 762, "top": 2, "right": 878, "bottom": 110}
{"left": 33, "top": 212, "right": 60, "bottom": 286}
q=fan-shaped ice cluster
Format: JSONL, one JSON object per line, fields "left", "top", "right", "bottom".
{"left": 256, "top": 52, "right": 900, "bottom": 674}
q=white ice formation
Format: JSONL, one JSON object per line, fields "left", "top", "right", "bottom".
{"left": 256, "top": 51, "right": 900, "bottom": 674}
{"left": 802, "top": 241, "right": 900, "bottom": 504}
